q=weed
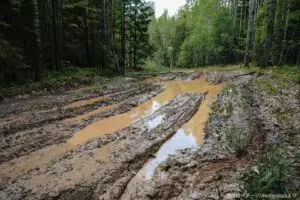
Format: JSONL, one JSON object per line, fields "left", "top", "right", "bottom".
{"left": 225, "top": 126, "right": 249, "bottom": 157}
{"left": 224, "top": 84, "right": 237, "bottom": 95}
{"left": 245, "top": 148, "right": 295, "bottom": 199}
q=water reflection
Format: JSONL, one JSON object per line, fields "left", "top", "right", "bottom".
{"left": 68, "top": 78, "right": 223, "bottom": 146}
{"left": 142, "top": 129, "right": 198, "bottom": 179}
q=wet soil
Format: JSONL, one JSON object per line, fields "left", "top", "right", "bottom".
{"left": 121, "top": 72, "right": 299, "bottom": 200}
{"left": 0, "top": 70, "right": 299, "bottom": 200}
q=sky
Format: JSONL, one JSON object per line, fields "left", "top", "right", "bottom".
{"left": 150, "top": 0, "right": 186, "bottom": 18}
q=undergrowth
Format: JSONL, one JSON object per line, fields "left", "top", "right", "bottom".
{"left": 225, "top": 126, "right": 249, "bottom": 157}
{"left": 245, "top": 148, "right": 295, "bottom": 199}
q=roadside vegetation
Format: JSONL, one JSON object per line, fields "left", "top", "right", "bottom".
{"left": 245, "top": 148, "right": 295, "bottom": 199}
{"left": 0, "top": 67, "right": 100, "bottom": 98}
{"left": 225, "top": 126, "right": 250, "bottom": 157}
{"left": 1, "top": 0, "right": 299, "bottom": 199}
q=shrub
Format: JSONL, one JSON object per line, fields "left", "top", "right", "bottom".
{"left": 245, "top": 148, "right": 294, "bottom": 198}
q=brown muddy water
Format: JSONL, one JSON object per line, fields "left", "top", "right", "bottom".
{"left": 64, "top": 96, "right": 106, "bottom": 109}
{"left": 2, "top": 77, "right": 223, "bottom": 182}
{"left": 68, "top": 78, "right": 223, "bottom": 146}
{"left": 120, "top": 79, "right": 223, "bottom": 199}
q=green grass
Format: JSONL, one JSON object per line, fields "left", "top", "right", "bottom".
{"left": 128, "top": 60, "right": 174, "bottom": 75}
{"left": 250, "top": 65, "right": 300, "bottom": 83}
{"left": 245, "top": 148, "right": 295, "bottom": 199}
{"left": 192, "top": 65, "right": 242, "bottom": 72}
{"left": 253, "top": 78, "right": 279, "bottom": 95}
{"left": 129, "top": 61, "right": 242, "bottom": 75}
{"left": 44, "top": 67, "right": 98, "bottom": 82}
{"left": 252, "top": 66, "right": 300, "bottom": 95}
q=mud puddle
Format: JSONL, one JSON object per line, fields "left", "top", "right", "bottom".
{"left": 121, "top": 79, "right": 223, "bottom": 199}
{"left": 68, "top": 77, "right": 218, "bottom": 146}
{"left": 2, "top": 77, "right": 221, "bottom": 181}
{"left": 64, "top": 104, "right": 119, "bottom": 124}
{"left": 64, "top": 96, "right": 106, "bottom": 109}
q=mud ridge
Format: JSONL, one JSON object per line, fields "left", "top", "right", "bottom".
{"left": 122, "top": 73, "right": 259, "bottom": 199}
{"left": 0, "top": 85, "right": 163, "bottom": 163}
{"left": 0, "top": 93, "right": 204, "bottom": 200}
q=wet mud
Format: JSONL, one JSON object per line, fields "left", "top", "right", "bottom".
{"left": 0, "top": 71, "right": 299, "bottom": 200}
{"left": 1, "top": 93, "right": 204, "bottom": 200}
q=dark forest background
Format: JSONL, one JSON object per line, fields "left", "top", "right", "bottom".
{"left": 0, "top": 0, "right": 299, "bottom": 85}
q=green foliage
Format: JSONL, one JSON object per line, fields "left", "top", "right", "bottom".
{"left": 245, "top": 148, "right": 294, "bottom": 197}
{"left": 1, "top": 0, "right": 155, "bottom": 85}
{"left": 252, "top": 66, "right": 299, "bottom": 96}
{"left": 140, "top": 59, "right": 171, "bottom": 73}
{"left": 44, "top": 67, "right": 98, "bottom": 82}
{"left": 254, "top": 78, "right": 279, "bottom": 95}
{"left": 148, "top": 0, "right": 300, "bottom": 68}
{"left": 225, "top": 126, "right": 249, "bottom": 157}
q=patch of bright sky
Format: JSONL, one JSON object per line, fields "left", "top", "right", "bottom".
{"left": 149, "top": 0, "right": 186, "bottom": 18}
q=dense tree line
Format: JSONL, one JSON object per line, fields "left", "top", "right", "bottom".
{"left": 149, "top": 0, "right": 300, "bottom": 68}
{"left": 0, "top": 0, "right": 154, "bottom": 83}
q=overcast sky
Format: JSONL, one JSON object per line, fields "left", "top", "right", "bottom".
{"left": 150, "top": 0, "right": 186, "bottom": 18}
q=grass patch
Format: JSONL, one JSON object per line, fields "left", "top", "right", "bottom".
{"left": 129, "top": 61, "right": 241, "bottom": 75}
{"left": 225, "top": 126, "right": 249, "bottom": 157}
{"left": 128, "top": 60, "right": 172, "bottom": 75}
{"left": 192, "top": 65, "right": 242, "bottom": 72}
{"left": 249, "top": 65, "right": 300, "bottom": 83}
{"left": 254, "top": 78, "right": 279, "bottom": 95}
{"left": 245, "top": 148, "right": 295, "bottom": 199}
{"left": 44, "top": 67, "right": 98, "bottom": 82}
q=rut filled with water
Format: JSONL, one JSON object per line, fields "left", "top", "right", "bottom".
{"left": 120, "top": 78, "right": 223, "bottom": 199}
{"left": 68, "top": 77, "right": 223, "bottom": 146}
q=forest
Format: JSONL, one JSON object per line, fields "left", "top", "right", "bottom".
{"left": 1, "top": 0, "right": 154, "bottom": 83}
{"left": 149, "top": 0, "right": 300, "bottom": 68}
{"left": 1, "top": 0, "right": 299, "bottom": 85}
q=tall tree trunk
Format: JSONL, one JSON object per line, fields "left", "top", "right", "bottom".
{"left": 103, "top": 0, "right": 109, "bottom": 68}
{"left": 297, "top": 48, "right": 300, "bottom": 68}
{"left": 232, "top": 0, "right": 237, "bottom": 30}
{"left": 279, "top": 0, "right": 290, "bottom": 65}
{"left": 84, "top": 8, "right": 90, "bottom": 66}
{"left": 119, "top": 0, "right": 126, "bottom": 75}
{"left": 133, "top": 1, "right": 137, "bottom": 69}
{"left": 52, "top": 0, "right": 60, "bottom": 70}
{"left": 111, "top": 0, "right": 115, "bottom": 47}
{"left": 261, "top": 0, "right": 277, "bottom": 67}
{"left": 239, "top": 0, "right": 244, "bottom": 36}
{"left": 32, "top": 0, "right": 42, "bottom": 81}
{"left": 244, "top": 0, "right": 256, "bottom": 66}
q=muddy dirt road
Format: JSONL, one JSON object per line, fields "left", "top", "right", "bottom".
{"left": 0, "top": 71, "right": 299, "bottom": 199}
